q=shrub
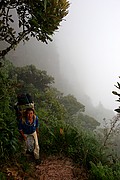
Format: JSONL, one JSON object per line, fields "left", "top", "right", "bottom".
{"left": 0, "top": 60, "right": 20, "bottom": 162}
{"left": 90, "top": 161, "right": 120, "bottom": 180}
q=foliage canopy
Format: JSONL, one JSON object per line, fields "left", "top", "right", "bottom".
{"left": 0, "top": 0, "right": 70, "bottom": 58}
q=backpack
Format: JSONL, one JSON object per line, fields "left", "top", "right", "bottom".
{"left": 15, "top": 93, "right": 34, "bottom": 120}
{"left": 17, "top": 93, "right": 33, "bottom": 105}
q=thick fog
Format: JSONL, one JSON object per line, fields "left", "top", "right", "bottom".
{"left": 55, "top": 0, "right": 120, "bottom": 111}
{"left": 7, "top": 0, "right": 120, "bottom": 113}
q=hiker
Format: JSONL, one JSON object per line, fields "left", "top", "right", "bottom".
{"left": 18, "top": 108, "right": 40, "bottom": 160}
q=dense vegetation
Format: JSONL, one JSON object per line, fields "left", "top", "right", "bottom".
{"left": 0, "top": 60, "right": 120, "bottom": 179}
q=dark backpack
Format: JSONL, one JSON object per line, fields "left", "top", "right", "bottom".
{"left": 17, "top": 93, "right": 33, "bottom": 105}
{"left": 15, "top": 93, "right": 34, "bottom": 120}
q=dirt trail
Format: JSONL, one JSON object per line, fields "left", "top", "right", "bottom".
{"left": 5, "top": 155, "right": 89, "bottom": 180}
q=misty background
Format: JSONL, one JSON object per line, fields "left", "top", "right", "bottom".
{"left": 7, "top": 0, "right": 120, "bottom": 124}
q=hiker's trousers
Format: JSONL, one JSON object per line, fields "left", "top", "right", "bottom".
{"left": 25, "top": 131, "right": 39, "bottom": 159}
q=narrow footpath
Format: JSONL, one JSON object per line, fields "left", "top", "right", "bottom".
{"left": 5, "top": 155, "right": 89, "bottom": 180}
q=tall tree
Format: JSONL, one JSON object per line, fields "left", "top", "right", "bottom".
{"left": 10, "top": 64, "right": 54, "bottom": 91}
{"left": 0, "top": 0, "right": 70, "bottom": 58}
{"left": 59, "top": 94, "right": 85, "bottom": 116}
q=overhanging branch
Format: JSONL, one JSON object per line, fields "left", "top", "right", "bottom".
{"left": 0, "top": 29, "right": 31, "bottom": 58}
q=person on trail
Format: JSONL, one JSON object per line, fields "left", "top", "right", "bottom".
{"left": 18, "top": 108, "right": 40, "bottom": 160}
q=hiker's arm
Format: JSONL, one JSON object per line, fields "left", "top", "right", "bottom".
{"left": 18, "top": 119, "right": 26, "bottom": 140}
{"left": 19, "top": 130, "right": 27, "bottom": 141}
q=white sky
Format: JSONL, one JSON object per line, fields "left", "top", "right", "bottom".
{"left": 55, "top": 0, "right": 120, "bottom": 110}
